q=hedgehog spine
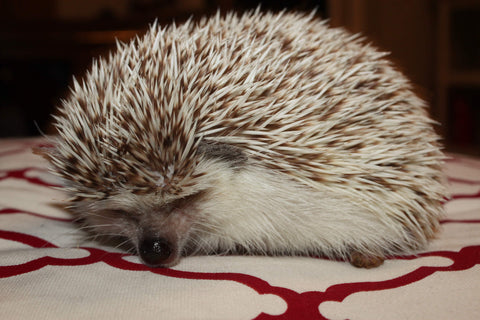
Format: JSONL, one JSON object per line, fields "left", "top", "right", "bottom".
{"left": 40, "top": 10, "right": 446, "bottom": 268}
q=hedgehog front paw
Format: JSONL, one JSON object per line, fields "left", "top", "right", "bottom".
{"left": 349, "top": 252, "right": 384, "bottom": 268}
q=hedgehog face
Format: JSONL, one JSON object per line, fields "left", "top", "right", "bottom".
{"left": 67, "top": 181, "right": 203, "bottom": 267}
{"left": 67, "top": 141, "right": 247, "bottom": 267}
{"left": 72, "top": 191, "right": 204, "bottom": 267}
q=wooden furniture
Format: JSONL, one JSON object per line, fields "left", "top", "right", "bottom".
{"left": 437, "top": 0, "right": 480, "bottom": 155}
{"left": 329, "top": 0, "right": 480, "bottom": 155}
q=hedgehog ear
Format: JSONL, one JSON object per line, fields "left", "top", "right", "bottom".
{"left": 197, "top": 140, "right": 248, "bottom": 168}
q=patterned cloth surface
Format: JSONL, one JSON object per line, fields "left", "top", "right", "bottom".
{"left": 1, "top": 137, "right": 479, "bottom": 320}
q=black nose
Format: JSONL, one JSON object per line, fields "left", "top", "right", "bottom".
{"left": 138, "top": 237, "right": 173, "bottom": 267}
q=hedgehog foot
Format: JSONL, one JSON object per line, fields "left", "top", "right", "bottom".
{"left": 349, "top": 252, "right": 384, "bottom": 268}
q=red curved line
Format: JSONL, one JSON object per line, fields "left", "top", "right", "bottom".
{"left": 441, "top": 219, "right": 480, "bottom": 224}
{"left": 0, "top": 229, "right": 58, "bottom": 248}
{"left": 101, "top": 246, "right": 480, "bottom": 320}
{"left": 312, "top": 246, "right": 480, "bottom": 318}
{"left": 0, "top": 167, "right": 61, "bottom": 188}
{"left": 0, "top": 229, "right": 302, "bottom": 318}
{"left": 0, "top": 253, "right": 97, "bottom": 278}
{"left": 0, "top": 247, "right": 115, "bottom": 278}
{"left": 451, "top": 190, "right": 480, "bottom": 200}
{"left": 95, "top": 253, "right": 308, "bottom": 319}
{"left": 448, "top": 177, "right": 480, "bottom": 185}
{"left": 1, "top": 143, "right": 479, "bottom": 319}
{"left": 2, "top": 226, "right": 479, "bottom": 320}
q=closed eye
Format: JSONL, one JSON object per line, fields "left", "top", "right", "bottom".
{"left": 163, "top": 191, "right": 206, "bottom": 214}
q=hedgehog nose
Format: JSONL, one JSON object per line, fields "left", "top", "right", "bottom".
{"left": 139, "top": 237, "right": 173, "bottom": 267}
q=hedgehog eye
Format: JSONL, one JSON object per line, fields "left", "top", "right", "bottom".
{"left": 197, "top": 140, "right": 247, "bottom": 168}
{"left": 162, "top": 191, "right": 206, "bottom": 215}
{"left": 161, "top": 202, "right": 176, "bottom": 214}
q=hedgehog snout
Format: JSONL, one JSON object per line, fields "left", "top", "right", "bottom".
{"left": 138, "top": 236, "right": 175, "bottom": 267}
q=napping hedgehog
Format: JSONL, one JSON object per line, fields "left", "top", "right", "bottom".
{"left": 38, "top": 10, "right": 447, "bottom": 268}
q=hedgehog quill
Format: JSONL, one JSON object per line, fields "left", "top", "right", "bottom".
{"left": 37, "top": 10, "right": 447, "bottom": 268}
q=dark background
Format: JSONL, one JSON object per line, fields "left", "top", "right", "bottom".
{"left": 1, "top": 0, "right": 479, "bottom": 154}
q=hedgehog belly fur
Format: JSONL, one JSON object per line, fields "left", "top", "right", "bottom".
{"left": 190, "top": 159, "right": 429, "bottom": 261}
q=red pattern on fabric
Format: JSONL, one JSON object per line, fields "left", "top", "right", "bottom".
{"left": 1, "top": 141, "right": 480, "bottom": 319}
{"left": 0, "top": 167, "right": 60, "bottom": 188}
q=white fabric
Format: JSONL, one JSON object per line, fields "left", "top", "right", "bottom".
{"left": 1, "top": 138, "right": 479, "bottom": 319}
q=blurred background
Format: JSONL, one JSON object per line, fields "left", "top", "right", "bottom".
{"left": 0, "top": 0, "right": 479, "bottom": 155}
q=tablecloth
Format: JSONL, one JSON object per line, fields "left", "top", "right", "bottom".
{"left": 1, "top": 137, "right": 479, "bottom": 319}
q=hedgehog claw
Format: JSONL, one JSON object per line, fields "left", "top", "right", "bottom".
{"left": 349, "top": 252, "right": 384, "bottom": 268}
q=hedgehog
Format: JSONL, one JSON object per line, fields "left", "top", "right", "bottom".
{"left": 37, "top": 9, "right": 447, "bottom": 269}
